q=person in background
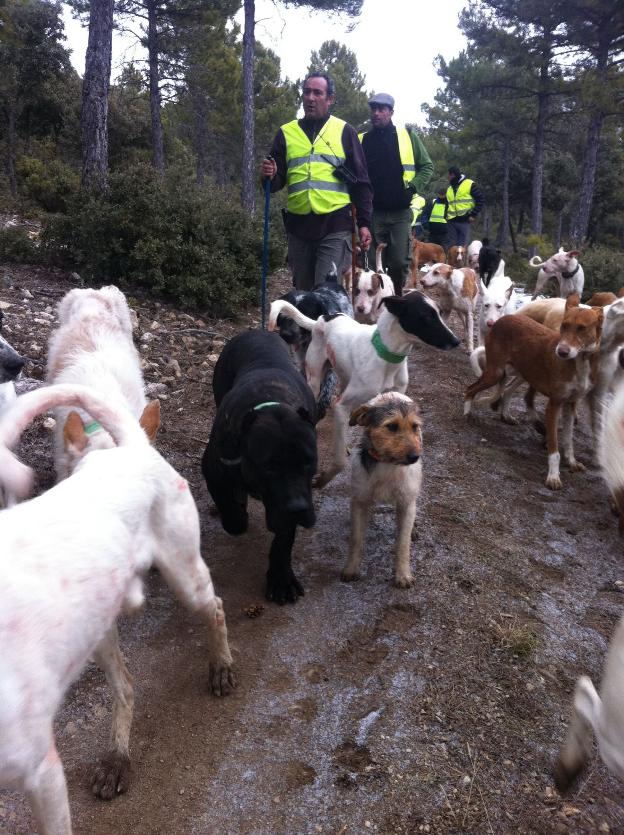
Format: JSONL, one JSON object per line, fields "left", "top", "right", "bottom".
{"left": 422, "top": 184, "right": 449, "bottom": 250}
{"left": 446, "top": 165, "right": 484, "bottom": 249}
{"left": 261, "top": 72, "right": 372, "bottom": 291}
{"left": 359, "top": 92, "right": 434, "bottom": 294}
{"left": 411, "top": 192, "right": 426, "bottom": 239}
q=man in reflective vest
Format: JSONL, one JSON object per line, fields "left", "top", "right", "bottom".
{"left": 359, "top": 92, "right": 434, "bottom": 294}
{"left": 446, "top": 165, "right": 484, "bottom": 249}
{"left": 261, "top": 73, "right": 373, "bottom": 291}
{"left": 422, "top": 185, "right": 449, "bottom": 249}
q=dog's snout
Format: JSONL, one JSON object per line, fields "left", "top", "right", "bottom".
{"left": 7, "top": 355, "right": 24, "bottom": 374}
{"left": 286, "top": 495, "right": 311, "bottom": 515}
{"left": 556, "top": 343, "right": 571, "bottom": 358}
{"left": 405, "top": 451, "right": 420, "bottom": 465}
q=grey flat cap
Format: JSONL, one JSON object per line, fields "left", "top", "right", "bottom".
{"left": 368, "top": 92, "right": 395, "bottom": 108}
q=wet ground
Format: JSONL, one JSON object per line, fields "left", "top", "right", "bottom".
{"left": 1, "top": 266, "right": 624, "bottom": 834}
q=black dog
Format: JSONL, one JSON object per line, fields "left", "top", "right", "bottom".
{"left": 478, "top": 238, "right": 503, "bottom": 287}
{"left": 202, "top": 330, "right": 318, "bottom": 604}
{"left": 275, "top": 269, "right": 353, "bottom": 419}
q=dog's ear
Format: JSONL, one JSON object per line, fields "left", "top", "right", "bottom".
{"left": 297, "top": 406, "right": 314, "bottom": 425}
{"left": 593, "top": 305, "right": 604, "bottom": 336}
{"left": 63, "top": 411, "right": 88, "bottom": 454}
{"left": 504, "top": 285, "right": 514, "bottom": 302}
{"left": 139, "top": 399, "right": 160, "bottom": 442}
{"left": 349, "top": 404, "right": 372, "bottom": 427}
{"left": 480, "top": 279, "right": 488, "bottom": 295}
{"left": 377, "top": 274, "right": 385, "bottom": 290}
{"left": 219, "top": 410, "right": 257, "bottom": 462}
{"left": 568, "top": 250, "right": 580, "bottom": 259}
{"left": 566, "top": 293, "right": 581, "bottom": 309}
{"left": 381, "top": 295, "right": 405, "bottom": 316}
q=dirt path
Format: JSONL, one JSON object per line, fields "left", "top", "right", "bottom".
{"left": 1, "top": 266, "right": 624, "bottom": 834}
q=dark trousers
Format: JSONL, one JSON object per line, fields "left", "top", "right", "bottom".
{"left": 447, "top": 220, "right": 471, "bottom": 248}
{"left": 287, "top": 231, "right": 352, "bottom": 291}
{"left": 428, "top": 226, "right": 448, "bottom": 249}
{"left": 371, "top": 207, "right": 412, "bottom": 295}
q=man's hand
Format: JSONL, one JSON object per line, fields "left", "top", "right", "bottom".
{"left": 468, "top": 216, "right": 475, "bottom": 224}
{"left": 260, "top": 157, "right": 277, "bottom": 180}
{"left": 359, "top": 226, "right": 372, "bottom": 250}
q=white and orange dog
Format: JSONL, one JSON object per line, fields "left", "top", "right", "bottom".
{"left": 342, "top": 393, "right": 423, "bottom": 589}
{"left": 47, "top": 285, "right": 157, "bottom": 480}
{"left": 0, "top": 384, "right": 234, "bottom": 835}
{"left": 421, "top": 262, "right": 478, "bottom": 352}
{"left": 352, "top": 243, "right": 395, "bottom": 324}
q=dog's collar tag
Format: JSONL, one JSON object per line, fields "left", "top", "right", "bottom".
{"left": 253, "top": 401, "right": 280, "bottom": 411}
{"left": 562, "top": 264, "right": 580, "bottom": 280}
{"left": 371, "top": 329, "right": 407, "bottom": 364}
{"left": 84, "top": 420, "right": 103, "bottom": 436}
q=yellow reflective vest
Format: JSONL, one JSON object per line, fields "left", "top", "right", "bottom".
{"left": 446, "top": 178, "right": 475, "bottom": 220}
{"left": 358, "top": 127, "right": 416, "bottom": 186}
{"left": 429, "top": 198, "right": 447, "bottom": 224}
{"left": 282, "top": 116, "right": 351, "bottom": 215}
{"left": 410, "top": 193, "right": 425, "bottom": 226}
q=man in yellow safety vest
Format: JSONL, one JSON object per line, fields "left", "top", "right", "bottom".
{"left": 446, "top": 165, "right": 484, "bottom": 249}
{"left": 359, "top": 92, "right": 434, "bottom": 294}
{"left": 261, "top": 73, "right": 373, "bottom": 291}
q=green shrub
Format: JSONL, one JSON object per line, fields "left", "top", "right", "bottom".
{"left": 17, "top": 157, "right": 79, "bottom": 213}
{"left": 0, "top": 226, "right": 39, "bottom": 262}
{"left": 42, "top": 164, "right": 286, "bottom": 316}
{"left": 578, "top": 245, "right": 624, "bottom": 298}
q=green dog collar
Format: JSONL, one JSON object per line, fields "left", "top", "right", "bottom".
{"left": 253, "top": 401, "right": 281, "bottom": 411}
{"left": 371, "top": 329, "right": 407, "bottom": 364}
{"left": 84, "top": 420, "right": 103, "bottom": 436}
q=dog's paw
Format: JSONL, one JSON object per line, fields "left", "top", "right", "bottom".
{"left": 92, "top": 752, "right": 131, "bottom": 800}
{"left": 209, "top": 663, "right": 236, "bottom": 697}
{"left": 313, "top": 470, "right": 333, "bottom": 489}
{"left": 566, "top": 459, "right": 586, "bottom": 473}
{"left": 546, "top": 475, "right": 563, "bottom": 490}
{"left": 340, "top": 569, "right": 360, "bottom": 582}
{"left": 394, "top": 574, "right": 414, "bottom": 589}
{"left": 265, "top": 570, "right": 305, "bottom": 605}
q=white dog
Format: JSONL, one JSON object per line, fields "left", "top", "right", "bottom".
{"left": 529, "top": 248, "right": 584, "bottom": 299}
{"left": 342, "top": 392, "right": 423, "bottom": 589}
{"left": 269, "top": 291, "right": 459, "bottom": 486}
{"left": 478, "top": 275, "right": 514, "bottom": 345}
{"left": 467, "top": 240, "right": 482, "bottom": 270}
{"left": 353, "top": 243, "right": 395, "bottom": 324}
{"left": 0, "top": 384, "right": 234, "bottom": 835}
{"left": 588, "top": 299, "right": 624, "bottom": 449}
{"left": 47, "top": 285, "right": 155, "bottom": 480}
{"left": 554, "top": 373, "right": 624, "bottom": 791}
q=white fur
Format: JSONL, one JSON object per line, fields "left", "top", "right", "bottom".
{"left": 529, "top": 248, "right": 585, "bottom": 299}
{"left": 421, "top": 263, "right": 478, "bottom": 352}
{"left": 478, "top": 275, "right": 514, "bottom": 344}
{"left": 467, "top": 240, "right": 482, "bottom": 269}
{"left": 353, "top": 244, "right": 396, "bottom": 324}
{"left": 589, "top": 299, "right": 624, "bottom": 451}
{"left": 0, "top": 384, "right": 234, "bottom": 834}
{"left": 47, "top": 285, "right": 149, "bottom": 480}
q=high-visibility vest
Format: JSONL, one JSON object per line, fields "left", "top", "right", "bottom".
{"left": 446, "top": 177, "right": 475, "bottom": 220}
{"left": 358, "top": 127, "right": 416, "bottom": 187}
{"left": 410, "top": 194, "right": 425, "bottom": 226}
{"left": 429, "top": 198, "right": 447, "bottom": 224}
{"left": 282, "top": 116, "right": 351, "bottom": 215}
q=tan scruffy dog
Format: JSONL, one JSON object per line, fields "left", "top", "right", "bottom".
{"left": 342, "top": 392, "right": 423, "bottom": 588}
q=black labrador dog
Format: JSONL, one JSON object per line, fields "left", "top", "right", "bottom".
{"left": 202, "top": 330, "right": 318, "bottom": 604}
{"left": 274, "top": 269, "right": 353, "bottom": 420}
{"left": 478, "top": 237, "right": 503, "bottom": 287}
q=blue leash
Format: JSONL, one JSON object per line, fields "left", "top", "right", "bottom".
{"left": 261, "top": 177, "right": 271, "bottom": 329}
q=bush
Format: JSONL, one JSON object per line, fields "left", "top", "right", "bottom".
{"left": 17, "top": 157, "right": 79, "bottom": 213}
{"left": 42, "top": 164, "right": 285, "bottom": 317}
{"left": 578, "top": 245, "right": 624, "bottom": 298}
{"left": 0, "top": 226, "right": 39, "bottom": 262}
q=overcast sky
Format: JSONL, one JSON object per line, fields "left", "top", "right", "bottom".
{"left": 62, "top": 0, "right": 468, "bottom": 127}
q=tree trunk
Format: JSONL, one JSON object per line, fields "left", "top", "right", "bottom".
{"left": 516, "top": 208, "right": 524, "bottom": 235}
{"left": 81, "top": 0, "right": 114, "bottom": 191}
{"left": 570, "top": 37, "right": 609, "bottom": 246}
{"left": 147, "top": 0, "right": 165, "bottom": 173}
{"left": 6, "top": 105, "right": 17, "bottom": 198}
{"left": 241, "top": 0, "right": 255, "bottom": 214}
{"left": 193, "top": 89, "right": 208, "bottom": 186}
{"left": 497, "top": 138, "right": 510, "bottom": 249}
{"left": 530, "top": 29, "right": 552, "bottom": 246}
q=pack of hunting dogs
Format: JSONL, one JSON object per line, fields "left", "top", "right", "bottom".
{"left": 2, "top": 237, "right": 624, "bottom": 832}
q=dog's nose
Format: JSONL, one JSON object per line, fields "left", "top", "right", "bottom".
{"left": 405, "top": 451, "right": 420, "bottom": 464}
{"left": 556, "top": 344, "right": 571, "bottom": 358}
{"left": 286, "top": 495, "right": 311, "bottom": 515}
{"left": 356, "top": 306, "right": 365, "bottom": 313}
{"left": 5, "top": 355, "right": 24, "bottom": 376}
{"left": 487, "top": 319, "right": 495, "bottom": 327}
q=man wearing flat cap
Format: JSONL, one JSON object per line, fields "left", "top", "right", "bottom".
{"left": 359, "top": 93, "right": 434, "bottom": 294}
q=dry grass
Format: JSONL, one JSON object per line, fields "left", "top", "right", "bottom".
{"left": 490, "top": 615, "right": 540, "bottom": 659}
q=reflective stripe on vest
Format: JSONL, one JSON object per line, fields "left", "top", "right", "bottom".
{"left": 446, "top": 178, "right": 475, "bottom": 220}
{"left": 429, "top": 198, "right": 446, "bottom": 224}
{"left": 358, "top": 127, "right": 416, "bottom": 186}
{"left": 282, "top": 116, "right": 350, "bottom": 215}
{"left": 410, "top": 193, "right": 425, "bottom": 226}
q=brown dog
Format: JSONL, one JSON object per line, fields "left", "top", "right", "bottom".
{"left": 464, "top": 294, "right": 603, "bottom": 489}
{"left": 447, "top": 245, "right": 465, "bottom": 268}
{"left": 586, "top": 291, "right": 617, "bottom": 307}
{"left": 407, "top": 238, "right": 446, "bottom": 289}
{"left": 421, "top": 263, "right": 478, "bottom": 352}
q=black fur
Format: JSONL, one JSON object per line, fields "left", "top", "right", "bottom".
{"left": 478, "top": 238, "right": 502, "bottom": 287}
{"left": 381, "top": 292, "right": 461, "bottom": 351}
{"left": 202, "top": 330, "right": 318, "bottom": 604}
{"left": 275, "top": 273, "right": 353, "bottom": 419}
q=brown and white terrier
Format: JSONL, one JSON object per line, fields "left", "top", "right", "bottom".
{"left": 464, "top": 293, "right": 603, "bottom": 489}
{"left": 342, "top": 392, "right": 423, "bottom": 589}
{"left": 420, "top": 262, "right": 478, "bottom": 352}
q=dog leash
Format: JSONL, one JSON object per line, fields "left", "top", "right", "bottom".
{"left": 363, "top": 250, "right": 369, "bottom": 271}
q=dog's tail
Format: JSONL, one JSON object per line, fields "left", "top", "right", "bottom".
{"left": 529, "top": 255, "right": 544, "bottom": 268}
{"left": 0, "top": 383, "right": 148, "bottom": 500}
{"left": 469, "top": 346, "right": 486, "bottom": 377}
{"left": 269, "top": 300, "right": 317, "bottom": 332}
{"left": 375, "top": 243, "right": 387, "bottom": 273}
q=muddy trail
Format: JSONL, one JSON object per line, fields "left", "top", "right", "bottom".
{"left": 1, "top": 265, "right": 623, "bottom": 834}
